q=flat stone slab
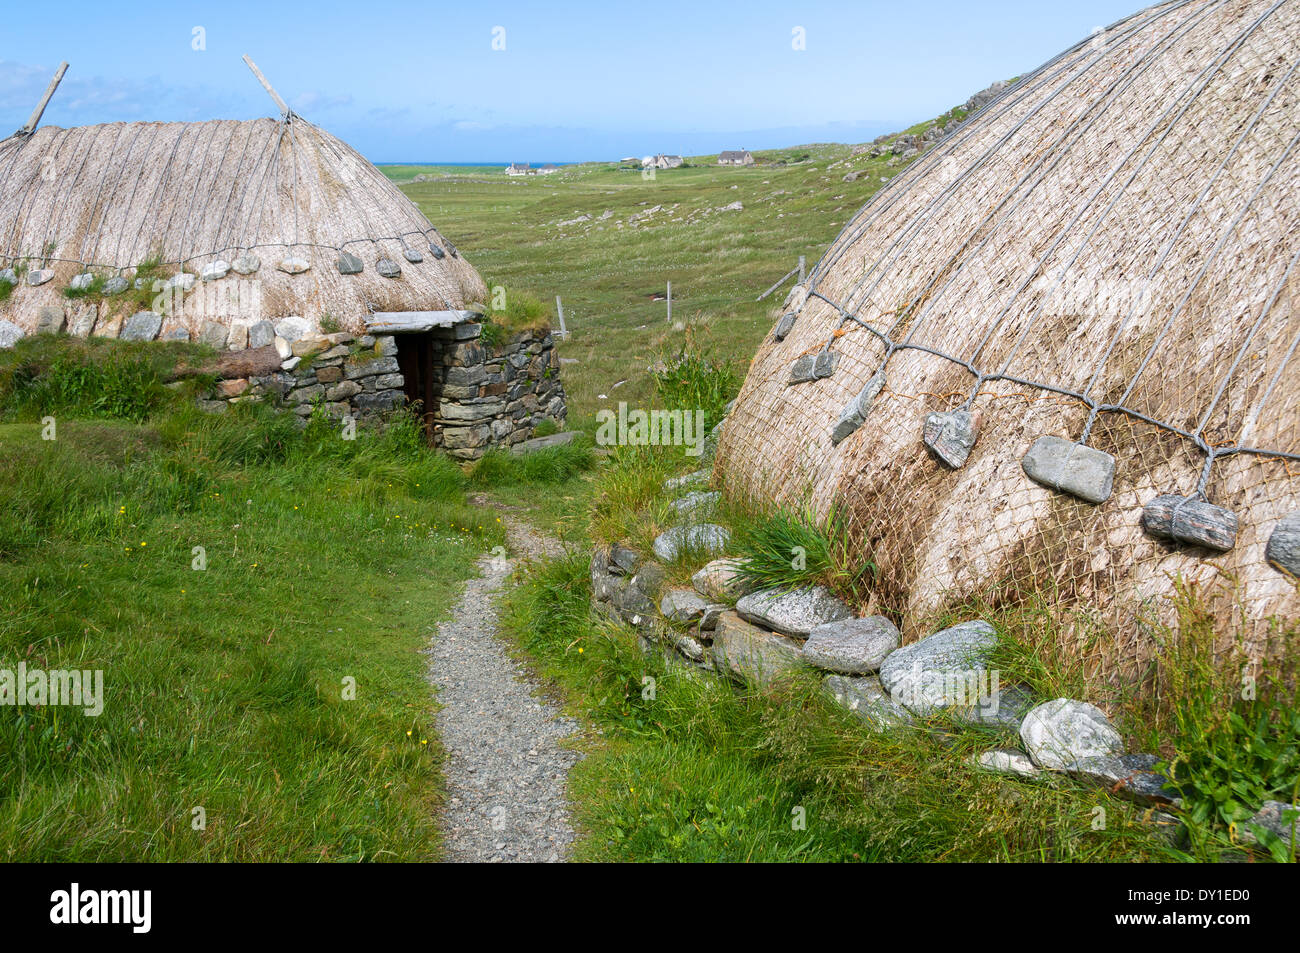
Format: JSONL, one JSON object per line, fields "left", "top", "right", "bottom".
{"left": 509, "top": 431, "right": 580, "bottom": 454}
{"left": 878, "top": 620, "right": 998, "bottom": 715}
{"left": 1266, "top": 510, "right": 1300, "bottom": 577}
{"left": 337, "top": 252, "right": 364, "bottom": 274}
{"left": 802, "top": 615, "right": 900, "bottom": 674}
{"left": 669, "top": 490, "right": 719, "bottom": 516}
{"left": 1022, "top": 435, "right": 1115, "bottom": 504}
{"left": 735, "top": 586, "right": 853, "bottom": 638}
{"left": 831, "top": 373, "right": 885, "bottom": 445}
{"left": 69, "top": 273, "right": 96, "bottom": 291}
{"left": 35, "top": 306, "right": 65, "bottom": 334}
{"left": 923, "top": 409, "right": 980, "bottom": 468}
{"left": 660, "top": 587, "right": 707, "bottom": 623}
{"left": 248, "top": 320, "right": 276, "bottom": 349}
{"left": 824, "top": 674, "right": 912, "bottom": 730}
{"left": 277, "top": 257, "right": 310, "bottom": 274}
{"left": 1141, "top": 494, "right": 1237, "bottom": 552}
{"left": 27, "top": 268, "right": 54, "bottom": 286}
{"left": 403, "top": 247, "right": 424, "bottom": 263}
{"left": 691, "top": 557, "right": 747, "bottom": 601}
{"left": 711, "top": 611, "right": 804, "bottom": 687}
{"left": 274, "top": 317, "right": 312, "bottom": 342}
{"left": 1068, "top": 753, "right": 1181, "bottom": 807}
{"left": 1019, "top": 698, "right": 1122, "bottom": 770}
{"left": 119, "top": 311, "right": 162, "bottom": 342}
{"left": 376, "top": 258, "right": 402, "bottom": 278}
{"left": 974, "top": 748, "right": 1041, "bottom": 777}
{"left": 652, "top": 524, "right": 730, "bottom": 561}
{"left": 774, "top": 312, "right": 796, "bottom": 341}
{"left": 200, "top": 260, "right": 230, "bottom": 281}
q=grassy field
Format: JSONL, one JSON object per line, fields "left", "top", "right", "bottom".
{"left": 0, "top": 337, "right": 504, "bottom": 860}
{"left": 389, "top": 142, "right": 924, "bottom": 430}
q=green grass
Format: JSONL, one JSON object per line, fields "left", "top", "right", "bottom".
{"left": 730, "top": 501, "right": 872, "bottom": 601}
{"left": 467, "top": 437, "right": 596, "bottom": 489}
{"left": 0, "top": 339, "right": 505, "bottom": 861}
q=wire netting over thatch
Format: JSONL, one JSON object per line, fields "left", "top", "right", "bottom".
{"left": 0, "top": 115, "right": 486, "bottom": 334}
{"left": 716, "top": 0, "right": 1300, "bottom": 677}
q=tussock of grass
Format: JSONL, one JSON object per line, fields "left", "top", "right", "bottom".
{"left": 730, "top": 500, "right": 871, "bottom": 600}
{"left": 468, "top": 438, "right": 595, "bottom": 488}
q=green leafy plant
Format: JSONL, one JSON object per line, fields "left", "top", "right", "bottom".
{"left": 651, "top": 331, "right": 738, "bottom": 428}
{"left": 732, "top": 501, "right": 872, "bottom": 600}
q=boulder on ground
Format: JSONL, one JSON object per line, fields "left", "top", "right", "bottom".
{"left": 652, "top": 524, "right": 730, "bottom": 561}
{"left": 711, "top": 611, "right": 803, "bottom": 687}
{"left": 659, "top": 587, "right": 707, "bottom": 623}
{"left": 878, "top": 620, "right": 998, "bottom": 715}
{"left": 735, "top": 586, "right": 852, "bottom": 638}
{"left": 691, "top": 557, "right": 747, "bottom": 601}
{"left": 802, "top": 616, "right": 900, "bottom": 674}
{"left": 823, "top": 674, "right": 912, "bottom": 730}
{"left": 1019, "top": 698, "right": 1122, "bottom": 770}
{"left": 1068, "top": 753, "right": 1180, "bottom": 807}
{"left": 0, "top": 320, "right": 26, "bottom": 348}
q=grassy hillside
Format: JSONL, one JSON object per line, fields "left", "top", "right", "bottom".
{"left": 393, "top": 143, "right": 918, "bottom": 429}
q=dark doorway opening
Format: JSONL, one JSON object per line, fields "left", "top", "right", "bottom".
{"left": 394, "top": 333, "right": 439, "bottom": 443}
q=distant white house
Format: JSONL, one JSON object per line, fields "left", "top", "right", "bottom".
{"left": 505, "top": 162, "right": 530, "bottom": 176}
{"left": 717, "top": 150, "right": 754, "bottom": 166}
{"left": 538, "top": 163, "right": 559, "bottom": 175}
{"left": 642, "top": 154, "right": 683, "bottom": 170}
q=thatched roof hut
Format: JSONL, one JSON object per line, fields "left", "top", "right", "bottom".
{"left": 717, "top": 0, "right": 1300, "bottom": 676}
{"left": 0, "top": 62, "right": 486, "bottom": 341}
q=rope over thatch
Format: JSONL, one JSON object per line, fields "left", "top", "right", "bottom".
{"left": 0, "top": 112, "right": 487, "bottom": 335}
{"left": 716, "top": 0, "right": 1300, "bottom": 675}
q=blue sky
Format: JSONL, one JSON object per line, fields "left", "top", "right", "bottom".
{"left": 1, "top": 0, "right": 1142, "bottom": 162}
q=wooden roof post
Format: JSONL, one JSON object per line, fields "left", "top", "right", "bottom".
{"left": 242, "top": 55, "right": 292, "bottom": 119}
{"left": 17, "top": 62, "right": 69, "bottom": 136}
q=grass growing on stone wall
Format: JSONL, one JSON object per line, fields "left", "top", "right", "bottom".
{"left": 0, "top": 338, "right": 504, "bottom": 861}
{"left": 498, "top": 552, "right": 1180, "bottom": 862}
{"left": 730, "top": 501, "right": 873, "bottom": 601}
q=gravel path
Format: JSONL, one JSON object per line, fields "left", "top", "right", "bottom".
{"left": 428, "top": 518, "right": 581, "bottom": 863}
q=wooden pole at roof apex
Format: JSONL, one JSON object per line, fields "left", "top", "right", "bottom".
{"left": 17, "top": 62, "right": 69, "bottom": 136}
{"left": 242, "top": 55, "right": 292, "bottom": 119}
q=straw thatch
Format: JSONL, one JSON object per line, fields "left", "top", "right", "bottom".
{"left": 717, "top": 0, "right": 1300, "bottom": 676}
{"left": 0, "top": 115, "right": 486, "bottom": 335}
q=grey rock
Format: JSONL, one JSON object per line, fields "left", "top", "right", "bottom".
{"left": 119, "top": 311, "right": 162, "bottom": 342}
{"left": 1240, "top": 800, "right": 1299, "bottom": 850}
{"left": 69, "top": 272, "right": 96, "bottom": 291}
{"left": 672, "top": 633, "right": 706, "bottom": 663}
{"left": 289, "top": 384, "right": 325, "bottom": 404}
{"left": 0, "top": 268, "right": 16, "bottom": 285}
{"left": 609, "top": 544, "right": 641, "bottom": 576}
{"left": 248, "top": 320, "right": 276, "bottom": 349}
{"left": 375, "top": 335, "right": 399, "bottom": 356}
{"left": 403, "top": 247, "right": 424, "bottom": 263}
{"left": 691, "top": 558, "right": 747, "bottom": 601}
{"left": 35, "top": 306, "right": 66, "bottom": 334}
{"left": 326, "top": 380, "right": 363, "bottom": 401}
{"left": 232, "top": 253, "right": 260, "bottom": 275}
{"left": 802, "top": 615, "right": 900, "bottom": 674}
{"left": 664, "top": 470, "right": 709, "bottom": 490}
{"left": 878, "top": 620, "right": 998, "bottom": 715}
{"left": 453, "top": 322, "right": 482, "bottom": 340}
{"left": 1068, "top": 753, "right": 1181, "bottom": 806}
{"left": 652, "top": 524, "right": 730, "bottom": 561}
{"left": 345, "top": 356, "right": 400, "bottom": 380}
{"left": 27, "top": 268, "right": 54, "bottom": 286}
{"left": 161, "top": 326, "right": 191, "bottom": 341}
{"left": 200, "top": 260, "right": 230, "bottom": 281}
{"left": 700, "top": 604, "right": 726, "bottom": 631}
{"left": 1022, "top": 435, "right": 1115, "bottom": 504}
{"left": 355, "top": 390, "right": 404, "bottom": 412}
{"left": 774, "top": 312, "right": 796, "bottom": 341}
{"left": 278, "top": 256, "right": 311, "bottom": 275}
{"left": 336, "top": 252, "right": 364, "bottom": 275}
{"left": 199, "top": 321, "right": 228, "bottom": 349}
{"left": 923, "top": 409, "right": 980, "bottom": 468}
{"left": 510, "top": 431, "right": 579, "bottom": 455}
{"left": 0, "top": 320, "right": 25, "bottom": 348}
{"left": 660, "top": 588, "right": 708, "bottom": 623}
{"left": 102, "top": 276, "right": 129, "bottom": 295}
{"left": 1142, "top": 494, "right": 1238, "bottom": 552}
{"left": 974, "top": 748, "right": 1040, "bottom": 777}
{"left": 1265, "top": 511, "right": 1300, "bottom": 578}
{"left": 274, "top": 316, "right": 312, "bottom": 342}
{"left": 788, "top": 354, "right": 816, "bottom": 384}
{"left": 377, "top": 258, "right": 402, "bottom": 278}
{"left": 823, "top": 674, "right": 912, "bottom": 730}
{"left": 736, "top": 586, "right": 853, "bottom": 639}
{"left": 951, "top": 682, "right": 1036, "bottom": 729}
{"left": 1020, "top": 698, "right": 1123, "bottom": 771}
{"left": 711, "top": 611, "right": 804, "bottom": 687}
{"left": 813, "top": 350, "right": 839, "bottom": 379}
{"left": 168, "top": 272, "right": 196, "bottom": 291}
{"left": 669, "top": 490, "right": 720, "bottom": 517}
{"left": 68, "top": 305, "right": 98, "bottom": 337}
{"left": 831, "top": 373, "right": 885, "bottom": 445}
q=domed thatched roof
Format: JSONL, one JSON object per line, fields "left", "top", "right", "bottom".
{"left": 718, "top": 0, "right": 1299, "bottom": 672}
{"left": 0, "top": 112, "right": 487, "bottom": 335}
